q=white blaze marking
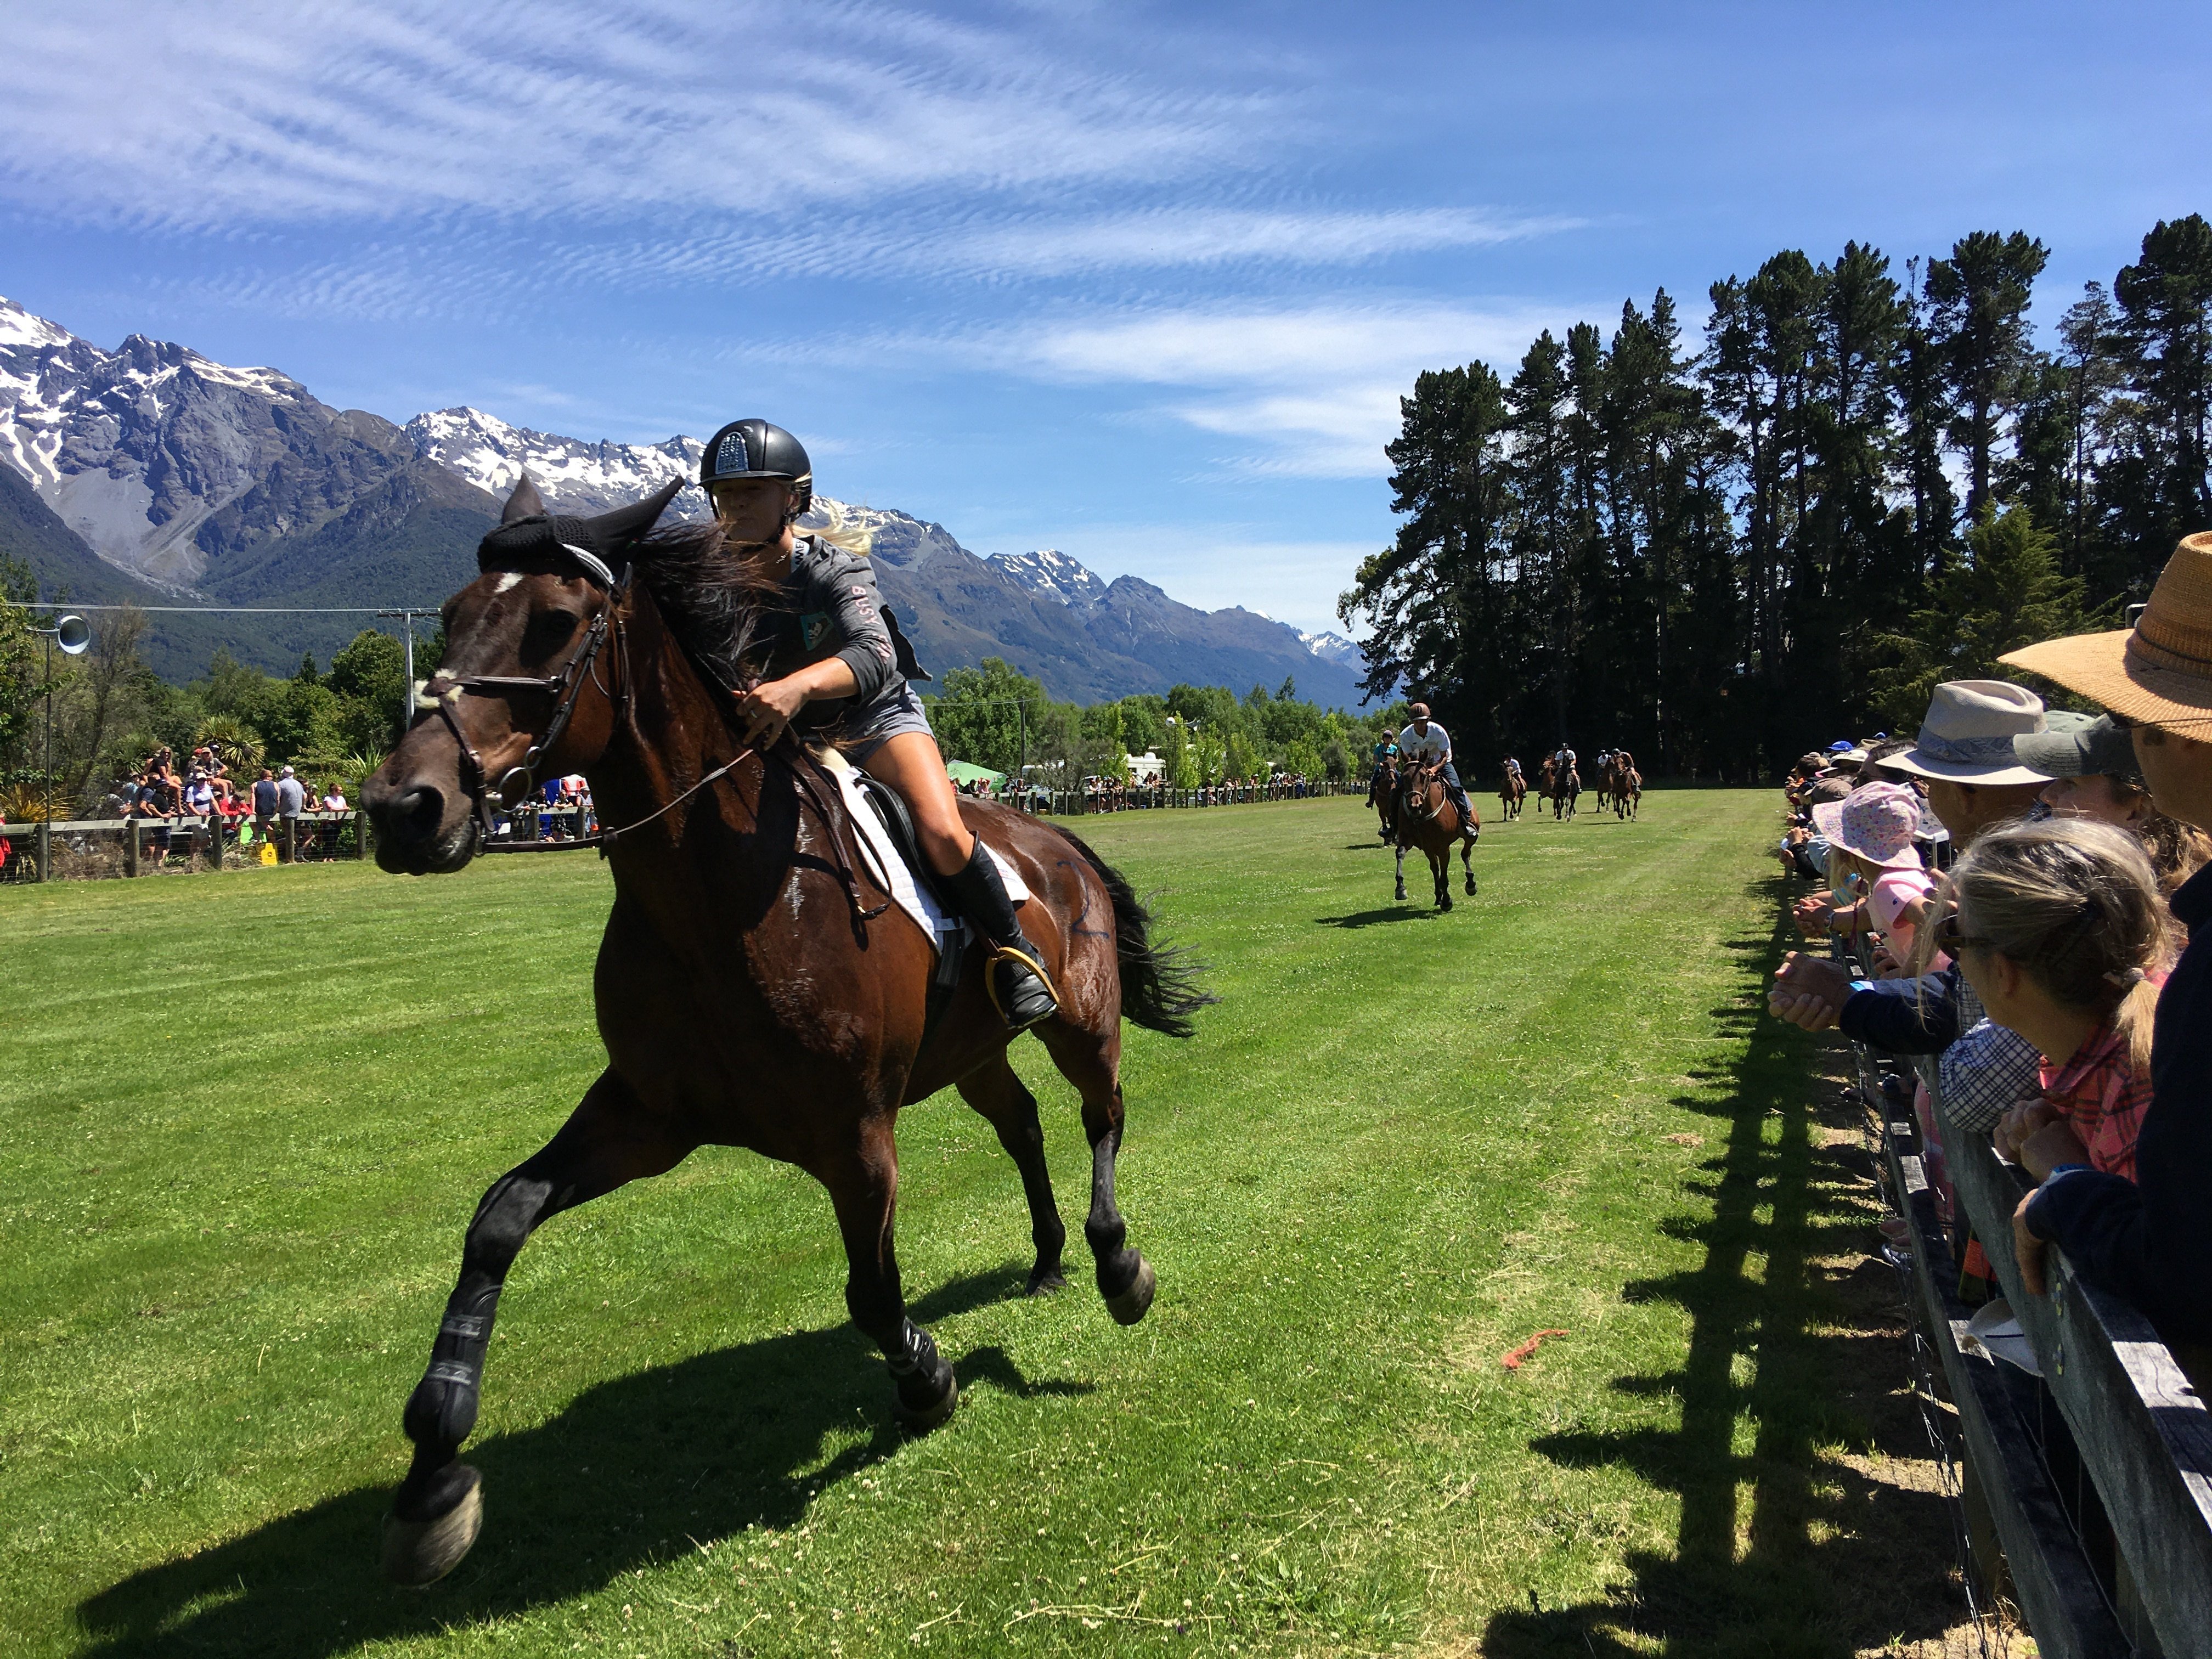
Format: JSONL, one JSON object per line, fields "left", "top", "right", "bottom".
{"left": 492, "top": 573, "right": 523, "bottom": 594}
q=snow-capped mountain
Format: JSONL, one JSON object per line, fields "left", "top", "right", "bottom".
{"left": 989, "top": 548, "right": 1111, "bottom": 608}
{"left": 1300, "top": 629, "right": 1362, "bottom": 669}
{"left": 0, "top": 295, "right": 1372, "bottom": 704}
{"left": 406, "top": 407, "right": 710, "bottom": 521}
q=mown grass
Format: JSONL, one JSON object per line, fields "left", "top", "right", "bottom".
{"left": 2, "top": 792, "right": 1963, "bottom": 1656}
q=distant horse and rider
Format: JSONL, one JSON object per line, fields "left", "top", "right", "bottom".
{"left": 1497, "top": 759, "right": 1526, "bottom": 821}
{"left": 1390, "top": 704, "right": 1478, "bottom": 908}
{"left": 1609, "top": 749, "right": 1643, "bottom": 819}
{"left": 1544, "top": 746, "right": 1581, "bottom": 820}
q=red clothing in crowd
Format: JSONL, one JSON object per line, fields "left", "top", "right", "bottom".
{"left": 2040, "top": 1005, "right": 2158, "bottom": 1182}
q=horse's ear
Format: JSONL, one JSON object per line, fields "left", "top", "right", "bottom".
{"left": 501, "top": 472, "right": 548, "bottom": 524}
{"left": 583, "top": 478, "right": 684, "bottom": 553}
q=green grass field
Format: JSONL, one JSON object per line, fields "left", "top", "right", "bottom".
{"left": 2, "top": 792, "right": 1967, "bottom": 1657}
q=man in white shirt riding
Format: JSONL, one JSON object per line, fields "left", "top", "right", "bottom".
{"left": 1396, "top": 704, "right": 1475, "bottom": 827}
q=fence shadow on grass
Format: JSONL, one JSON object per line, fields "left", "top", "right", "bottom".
{"left": 1481, "top": 873, "right": 1967, "bottom": 1657}
{"left": 76, "top": 1265, "right": 1084, "bottom": 1659}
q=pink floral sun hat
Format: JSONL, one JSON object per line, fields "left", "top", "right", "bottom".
{"left": 1809, "top": 781, "right": 1926, "bottom": 870}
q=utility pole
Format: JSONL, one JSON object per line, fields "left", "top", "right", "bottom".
{"left": 377, "top": 608, "right": 424, "bottom": 723}
{"left": 27, "top": 612, "right": 89, "bottom": 882}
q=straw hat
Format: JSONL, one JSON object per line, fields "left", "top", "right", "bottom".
{"left": 1810, "top": 781, "right": 1926, "bottom": 870}
{"left": 1883, "top": 680, "right": 2051, "bottom": 785}
{"left": 2002, "top": 532, "right": 2212, "bottom": 727}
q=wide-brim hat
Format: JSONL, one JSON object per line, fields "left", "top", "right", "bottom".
{"left": 2002, "top": 533, "right": 2212, "bottom": 727}
{"left": 1809, "top": 782, "right": 1927, "bottom": 869}
{"left": 1884, "top": 679, "right": 2051, "bottom": 785}
{"left": 2013, "top": 711, "right": 2138, "bottom": 782}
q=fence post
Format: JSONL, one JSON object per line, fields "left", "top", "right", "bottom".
{"left": 123, "top": 817, "right": 139, "bottom": 878}
{"left": 355, "top": 809, "right": 371, "bottom": 859}
{"left": 36, "top": 820, "right": 50, "bottom": 882}
{"left": 281, "top": 816, "right": 297, "bottom": 864}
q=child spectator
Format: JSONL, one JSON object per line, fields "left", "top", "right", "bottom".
{"left": 1807, "top": 781, "right": 1942, "bottom": 971}
{"left": 1942, "top": 819, "right": 2165, "bottom": 1186}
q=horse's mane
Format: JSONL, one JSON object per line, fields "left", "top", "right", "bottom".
{"left": 629, "top": 522, "right": 781, "bottom": 692}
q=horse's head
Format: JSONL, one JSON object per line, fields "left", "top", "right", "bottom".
{"left": 363, "top": 475, "right": 683, "bottom": 874}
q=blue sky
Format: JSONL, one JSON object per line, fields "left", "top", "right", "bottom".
{"left": 4, "top": 1, "right": 2208, "bottom": 633}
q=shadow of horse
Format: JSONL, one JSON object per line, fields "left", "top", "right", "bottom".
{"left": 1313, "top": 908, "right": 1444, "bottom": 929}
{"left": 75, "top": 1268, "right": 1085, "bottom": 1658}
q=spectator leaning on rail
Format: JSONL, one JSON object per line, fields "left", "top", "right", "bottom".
{"left": 1995, "top": 532, "right": 2212, "bottom": 1363}
{"left": 1942, "top": 820, "right": 2168, "bottom": 1186}
{"left": 2016, "top": 711, "right": 2212, "bottom": 895}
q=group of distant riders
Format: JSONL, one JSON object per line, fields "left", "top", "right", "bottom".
{"left": 1365, "top": 718, "right": 1643, "bottom": 845}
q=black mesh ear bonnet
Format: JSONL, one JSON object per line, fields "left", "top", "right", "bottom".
{"left": 476, "top": 478, "right": 684, "bottom": 586}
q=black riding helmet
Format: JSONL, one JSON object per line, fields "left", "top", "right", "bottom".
{"left": 699, "top": 419, "right": 812, "bottom": 517}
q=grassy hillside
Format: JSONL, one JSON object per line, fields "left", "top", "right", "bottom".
{"left": 0, "top": 793, "right": 1968, "bottom": 1656}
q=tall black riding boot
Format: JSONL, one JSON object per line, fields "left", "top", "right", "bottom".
{"left": 945, "top": 842, "right": 1060, "bottom": 1030}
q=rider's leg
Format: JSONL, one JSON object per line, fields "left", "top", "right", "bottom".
{"left": 864, "top": 731, "right": 1059, "bottom": 1030}
{"left": 1441, "top": 762, "right": 1474, "bottom": 827}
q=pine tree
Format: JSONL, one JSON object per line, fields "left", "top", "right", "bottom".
{"left": 2115, "top": 214, "right": 2212, "bottom": 560}
{"left": 1925, "top": 230, "right": 2050, "bottom": 517}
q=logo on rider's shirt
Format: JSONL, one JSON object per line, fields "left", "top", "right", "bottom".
{"left": 802, "top": 611, "right": 831, "bottom": 650}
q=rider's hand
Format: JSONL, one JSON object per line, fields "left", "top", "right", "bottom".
{"left": 734, "top": 676, "right": 809, "bottom": 750}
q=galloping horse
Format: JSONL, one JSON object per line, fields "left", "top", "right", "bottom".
{"left": 361, "top": 479, "right": 1211, "bottom": 1585}
{"left": 1393, "top": 760, "right": 1479, "bottom": 909}
{"left": 1612, "top": 751, "right": 1643, "bottom": 819}
{"left": 1368, "top": 754, "right": 1400, "bottom": 844}
{"left": 1590, "top": 754, "right": 1614, "bottom": 815}
{"left": 1550, "top": 761, "right": 1581, "bottom": 820}
{"left": 1537, "top": 755, "right": 1558, "bottom": 802}
{"left": 1498, "top": 765, "right": 1525, "bottom": 821}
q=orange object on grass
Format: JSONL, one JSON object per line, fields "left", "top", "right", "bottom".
{"left": 1502, "top": 1329, "right": 1568, "bottom": 1370}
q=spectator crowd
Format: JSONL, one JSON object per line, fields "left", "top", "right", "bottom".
{"left": 1768, "top": 531, "right": 2212, "bottom": 1385}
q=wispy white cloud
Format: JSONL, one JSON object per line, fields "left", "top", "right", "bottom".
{"left": 0, "top": 0, "right": 1270, "bottom": 229}
{"left": 801, "top": 300, "right": 1577, "bottom": 478}
{"left": 556, "top": 204, "right": 1582, "bottom": 286}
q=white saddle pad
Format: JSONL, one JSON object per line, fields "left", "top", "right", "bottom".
{"left": 815, "top": 748, "right": 1028, "bottom": 957}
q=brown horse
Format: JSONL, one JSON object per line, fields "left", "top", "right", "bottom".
{"left": 1498, "top": 765, "right": 1525, "bottom": 821}
{"left": 1613, "top": 751, "right": 1643, "bottom": 819}
{"left": 1368, "top": 754, "right": 1399, "bottom": 844}
{"left": 1590, "top": 754, "right": 1615, "bottom": 814}
{"left": 1550, "top": 763, "right": 1580, "bottom": 820}
{"left": 1392, "top": 761, "right": 1479, "bottom": 908}
{"left": 361, "top": 479, "right": 1211, "bottom": 1585}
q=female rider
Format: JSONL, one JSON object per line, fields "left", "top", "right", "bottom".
{"left": 699, "top": 419, "right": 1058, "bottom": 1030}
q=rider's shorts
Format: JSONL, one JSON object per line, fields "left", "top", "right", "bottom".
{"left": 842, "top": 682, "right": 935, "bottom": 763}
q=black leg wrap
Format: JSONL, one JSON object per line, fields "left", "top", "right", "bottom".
{"left": 402, "top": 1285, "right": 501, "bottom": 1459}
{"left": 885, "top": 1319, "right": 958, "bottom": 1428}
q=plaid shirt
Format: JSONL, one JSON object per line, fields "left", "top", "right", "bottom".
{"left": 1935, "top": 978, "right": 2043, "bottom": 1134}
{"left": 2040, "top": 1010, "right": 2153, "bottom": 1182}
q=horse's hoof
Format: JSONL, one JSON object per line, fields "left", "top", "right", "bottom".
{"left": 382, "top": 1465, "right": 483, "bottom": 1587}
{"left": 1026, "top": 1265, "right": 1068, "bottom": 1296}
{"left": 1393, "top": 885, "right": 1408, "bottom": 901}
{"left": 1104, "top": 1254, "right": 1156, "bottom": 1325}
{"left": 892, "top": 1364, "right": 959, "bottom": 1432}
{"left": 1440, "top": 895, "right": 1453, "bottom": 911}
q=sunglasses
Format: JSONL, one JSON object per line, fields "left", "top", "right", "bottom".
{"left": 1931, "top": 910, "right": 1994, "bottom": 954}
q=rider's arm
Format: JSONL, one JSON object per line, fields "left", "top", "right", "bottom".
{"left": 819, "top": 559, "right": 898, "bottom": 704}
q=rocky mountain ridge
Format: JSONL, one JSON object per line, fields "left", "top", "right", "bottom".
{"left": 0, "top": 296, "right": 1370, "bottom": 704}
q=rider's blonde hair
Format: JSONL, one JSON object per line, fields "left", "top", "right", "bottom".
{"left": 800, "top": 497, "right": 874, "bottom": 557}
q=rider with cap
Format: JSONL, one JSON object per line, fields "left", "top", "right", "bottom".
{"left": 1397, "top": 704, "right": 1475, "bottom": 827}
{"left": 700, "top": 419, "right": 1057, "bottom": 1030}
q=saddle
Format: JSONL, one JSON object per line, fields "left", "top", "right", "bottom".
{"left": 846, "top": 768, "right": 971, "bottom": 1039}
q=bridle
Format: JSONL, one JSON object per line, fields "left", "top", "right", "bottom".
{"left": 416, "top": 537, "right": 632, "bottom": 853}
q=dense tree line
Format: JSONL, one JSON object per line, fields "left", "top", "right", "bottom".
{"left": 927, "top": 656, "right": 1402, "bottom": 788}
{"left": 1343, "top": 217, "right": 2212, "bottom": 779}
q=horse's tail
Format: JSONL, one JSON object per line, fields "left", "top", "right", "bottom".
{"left": 1053, "top": 827, "right": 1216, "bottom": 1039}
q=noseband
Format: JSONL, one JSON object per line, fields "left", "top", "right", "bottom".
{"left": 415, "top": 541, "right": 629, "bottom": 850}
